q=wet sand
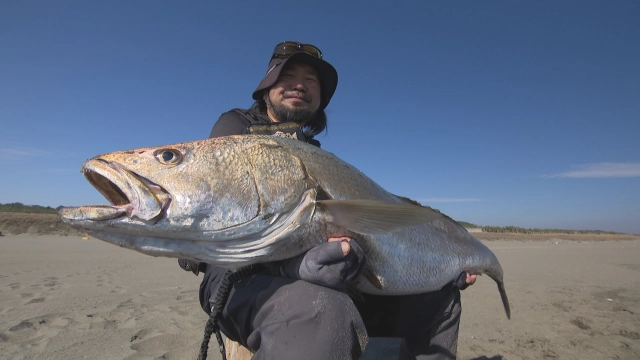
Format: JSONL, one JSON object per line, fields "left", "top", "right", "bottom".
{"left": 1, "top": 234, "right": 639, "bottom": 359}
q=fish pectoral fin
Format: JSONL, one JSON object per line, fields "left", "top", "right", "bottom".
{"left": 317, "top": 199, "right": 444, "bottom": 235}
{"left": 362, "top": 266, "right": 383, "bottom": 290}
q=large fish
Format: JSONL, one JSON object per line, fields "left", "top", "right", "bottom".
{"left": 59, "top": 135, "right": 510, "bottom": 318}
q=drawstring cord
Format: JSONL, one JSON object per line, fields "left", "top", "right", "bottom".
{"left": 197, "top": 265, "right": 263, "bottom": 360}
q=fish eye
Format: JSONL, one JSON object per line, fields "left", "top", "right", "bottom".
{"left": 154, "top": 149, "right": 183, "bottom": 166}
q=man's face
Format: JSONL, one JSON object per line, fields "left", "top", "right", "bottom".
{"left": 264, "top": 62, "right": 322, "bottom": 123}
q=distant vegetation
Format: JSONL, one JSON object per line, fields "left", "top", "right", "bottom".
{"left": 458, "top": 221, "right": 480, "bottom": 228}
{"left": 425, "top": 220, "right": 627, "bottom": 235}
{"left": 0, "top": 202, "right": 62, "bottom": 214}
{"left": 479, "top": 225, "right": 623, "bottom": 235}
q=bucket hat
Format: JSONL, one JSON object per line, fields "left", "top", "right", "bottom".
{"left": 252, "top": 41, "right": 338, "bottom": 110}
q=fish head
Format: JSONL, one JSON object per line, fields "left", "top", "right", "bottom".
{"left": 59, "top": 135, "right": 319, "bottom": 267}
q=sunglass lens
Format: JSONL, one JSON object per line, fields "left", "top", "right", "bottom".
{"left": 301, "top": 45, "right": 322, "bottom": 58}
{"left": 273, "top": 42, "right": 322, "bottom": 59}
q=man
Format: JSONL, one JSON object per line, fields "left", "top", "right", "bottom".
{"left": 180, "top": 41, "right": 476, "bottom": 360}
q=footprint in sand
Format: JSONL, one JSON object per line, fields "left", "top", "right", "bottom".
{"left": 569, "top": 317, "right": 591, "bottom": 331}
{"left": 23, "top": 266, "right": 45, "bottom": 274}
{"left": 26, "top": 297, "right": 45, "bottom": 304}
{"left": 619, "top": 329, "right": 639, "bottom": 340}
{"left": 35, "top": 275, "right": 71, "bottom": 292}
{"left": 20, "top": 291, "right": 46, "bottom": 305}
{"left": 82, "top": 301, "right": 140, "bottom": 330}
{"left": 8, "top": 283, "right": 21, "bottom": 291}
{"left": 95, "top": 273, "right": 126, "bottom": 294}
{"left": 64, "top": 270, "right": 86, "bottom": 278}
{"left": 175, "top": 294, "right": 193, "bottom": 301}
{"left": 3, "top": 313, "right": 74, "bottom": 357}
{"left": 128, "top": 328, "right": 156, "bottom": 343}
{"left": 550, "top": 301, "right": 572, "bottom": 312}
{"left": 43, "top": 276, "right": 59, "bottom": 289}
{"left": 110, "top": 285, "right": 125, "bottom": 294}
{"left": 168, "top": 303, "right": 193, "bottom": 317}
{"left": 9, "top": 321, "right": 34, "bottom": 332}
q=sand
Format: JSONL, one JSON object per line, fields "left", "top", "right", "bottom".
{"left": 1, "top": 234, "right": 639, "bottom": 360}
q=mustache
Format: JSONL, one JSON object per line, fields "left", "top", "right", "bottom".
{"left": 283, "top": 91, "right": 311, "bottom": 103}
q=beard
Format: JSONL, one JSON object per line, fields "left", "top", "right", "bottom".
{"left": 265, "top": 95, "right": 317, "bottom": 124}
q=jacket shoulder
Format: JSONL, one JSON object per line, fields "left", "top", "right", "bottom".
{"left": 209, "top": 109, "right": 256, "bottom": 138}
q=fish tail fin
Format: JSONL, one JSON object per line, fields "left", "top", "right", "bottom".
{"left": 497, "top": 281, "right": 511, "bottom": 319}
{"left": 484, "top": 267, "right": 511, "bottom": 319}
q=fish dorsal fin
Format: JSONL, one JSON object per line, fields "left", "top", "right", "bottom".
{"left": 316, "top": 199, "right": 444, "bottom": 235}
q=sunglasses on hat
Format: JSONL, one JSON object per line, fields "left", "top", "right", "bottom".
{"left": 271, "top": 41, "right": 323, "bottom": 60}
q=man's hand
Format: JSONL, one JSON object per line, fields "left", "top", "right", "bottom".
{"left": 465, "top": 273, "right": 477, "bottom": 286}
{"left": 327, "top": 236, "right": 352, "bottom": 255}
{"left": 452, "top": 271, "right": 477, "bottom": 290}
{"left": 279, "top": 236, "right": 366, "bottom": 290}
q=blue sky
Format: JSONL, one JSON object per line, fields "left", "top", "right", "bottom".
{"left": 1, "top": 1, "right": 639, "bottom": 234}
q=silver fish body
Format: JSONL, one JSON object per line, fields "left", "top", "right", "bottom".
{"left": 59, "top": 135, "right": 510, "bottom": 318}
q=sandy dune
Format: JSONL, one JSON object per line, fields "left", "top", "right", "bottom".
{"left": 1, "top": 234, "right": 639, "bottom": 359}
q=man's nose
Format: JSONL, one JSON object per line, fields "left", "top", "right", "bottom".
{"left": 291, "top": 79, "right": 307, "bottom": 91}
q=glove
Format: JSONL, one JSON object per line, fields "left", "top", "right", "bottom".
{"left": 178, "top": 259, "right": 207, "bottom": 275}
{"left": 279, "top": 240, "right": 367, "bottom": 290}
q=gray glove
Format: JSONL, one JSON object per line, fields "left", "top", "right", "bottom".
{"left": 279, "top": 240, "right": 367, "bottom": 290}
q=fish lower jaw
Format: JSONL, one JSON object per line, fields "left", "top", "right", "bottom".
{"left": 59, "top": 203, "right": 154, "bottom": 223}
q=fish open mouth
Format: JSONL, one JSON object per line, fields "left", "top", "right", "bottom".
{"left": 59, "top": 159, "right": 171, "bottom": 223}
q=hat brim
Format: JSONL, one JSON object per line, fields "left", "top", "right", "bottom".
{"left": 252, "top": 52, "right": 338, "bottom": 110}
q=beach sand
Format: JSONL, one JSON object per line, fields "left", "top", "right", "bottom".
{"left": 1, "top": 234, "right": 639, "bottom": 360}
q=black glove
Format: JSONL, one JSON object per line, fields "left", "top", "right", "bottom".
{"left": 178, "top": 259, "right": 207, "bottom": 276}
{"left": 279, "top": 240, "right": 367, "bottom": 290}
